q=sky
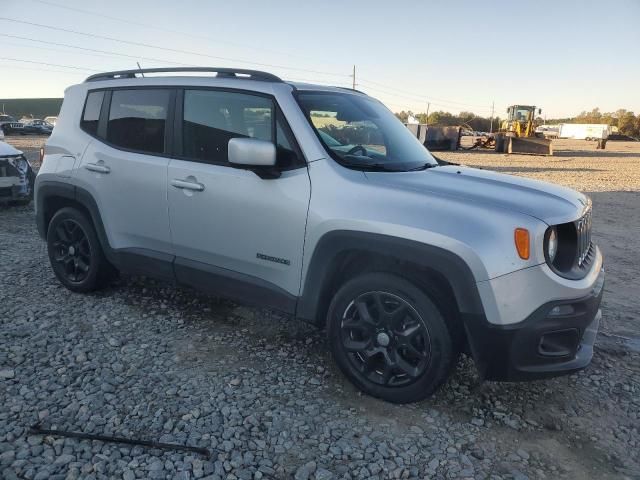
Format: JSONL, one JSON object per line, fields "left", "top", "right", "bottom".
{"left": 1, "top": 0, "right": 639, "bottom": 118}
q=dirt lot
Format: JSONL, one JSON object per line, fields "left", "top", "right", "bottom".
{"left": 1, "top": 136, "right": 639, "bottom": 480}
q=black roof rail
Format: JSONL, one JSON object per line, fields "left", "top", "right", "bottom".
{"left": 85, "top": 67, "right": 283, "bottom": 83}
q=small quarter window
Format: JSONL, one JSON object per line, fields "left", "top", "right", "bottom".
{"left": 107, "top": 89, "right": 170, "bottom": 154}
{"left": 276, "top": 110, "right": 301, "bottom": 168}
{"left": 81, "top": 91, "right": 104, "bottom": 135}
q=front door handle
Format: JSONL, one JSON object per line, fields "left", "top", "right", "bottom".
{"left": 171, "top": 178, "right": 205, "bottom": 192}
{"left": 85, "top": 163, "right": 110, "bottom": 174}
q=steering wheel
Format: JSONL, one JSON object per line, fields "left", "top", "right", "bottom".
{"left": 346, "top": 145, "right": 367, "bottom": 156}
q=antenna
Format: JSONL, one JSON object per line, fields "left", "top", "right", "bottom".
{"left": 136, "top": 62, "right": 144, "bottom": 77}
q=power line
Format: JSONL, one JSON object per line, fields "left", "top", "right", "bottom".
{"left": 26, "top": 0, "right": 350, "bottom": 69}
{"left": 1, "top": 14, "right": 495, "bottom": 114}
{"left": 0, "top": 39, "right": 164, "bottom": 68}
{"left": 0, "top": 58, "right": 348, "bottom": 89}
{"left": 0, "top": 33, "right": 194, "bottom": 67}
{"left": 359, "top": 82, "right": 493, "bottom": 113}
{"left": 358, "top": 82, "right": 488, "bottom": 111}
{"left": 0, "top": 56, "right": 100, "bottom": 72}
{"left": 0, "top": 62, "right": 88, "bottom": 76}
{"left": 358, "top": 78, "right": 493, "bottom": 110}
{"left": 0, "top": 17, "right": 349, "bottom": 78}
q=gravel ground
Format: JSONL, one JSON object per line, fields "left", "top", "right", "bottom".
{"left": 1, "top": 136, "right": 639, "bottom": 480}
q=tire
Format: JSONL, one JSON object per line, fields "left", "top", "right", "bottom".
{"left": 327, "top": 272, "right": 457, "bottom": 403}
{"left": 46, "top": 207, "right": 114, "bottom": 292}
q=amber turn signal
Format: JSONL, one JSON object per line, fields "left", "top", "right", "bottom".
{"left": 514, "top": 228, "right": 530, "bottom": 260}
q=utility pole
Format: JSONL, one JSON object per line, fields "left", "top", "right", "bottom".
{"left": 489, "top": 101, "right": 495, "bottom": 133}
{"left": 351, "top": 65, "right": 356, "bottom": 90}
{"left": 425, "top": 102, "right": 430, "bottom": 125}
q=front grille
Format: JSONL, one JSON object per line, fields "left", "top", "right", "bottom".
{"left": 575, "top": 208, "right": 592, "bottom": 268}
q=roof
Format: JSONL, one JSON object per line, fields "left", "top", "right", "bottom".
{"left": 82, "top": 67, "right": 368, "bottom": 96}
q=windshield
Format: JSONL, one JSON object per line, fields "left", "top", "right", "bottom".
{"left": 511, "top": 106, "right": 533, "bottom": 122}
{"left": 297, "top": 91, "right": 437, "bottom": 171}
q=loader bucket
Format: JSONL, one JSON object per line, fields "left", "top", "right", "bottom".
{"left": 507, "top": 136, "right": 553, "bottom": 155}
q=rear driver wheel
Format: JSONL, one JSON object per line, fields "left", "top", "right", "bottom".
{"left": 47, "top": 207, "right": 114, "bottom": 292}
{"left": 327, "top": 272, "right": 457, "bottom": 403}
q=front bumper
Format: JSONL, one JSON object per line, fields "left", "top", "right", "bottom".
{"left": 465, "top": 266, "right": 605, "bottom": 381}
{"left": 0, "top": 184, "right": 31, "bottom": 203}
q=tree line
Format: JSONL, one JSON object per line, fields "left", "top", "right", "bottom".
{"left": 394, "top": 110, "right": 499, "bottom": 133}
{"left": 394, "top": 107, "right": 640, "bottom": 138}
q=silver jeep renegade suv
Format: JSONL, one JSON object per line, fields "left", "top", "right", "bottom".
{"left": 35, "top": 68, "right": 605, "bottom": 403}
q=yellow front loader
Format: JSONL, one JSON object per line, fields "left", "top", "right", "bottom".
{"left": 494, "top": 105, "right": 553, "bottom": 155}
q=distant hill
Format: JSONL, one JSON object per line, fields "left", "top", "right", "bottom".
{"left": 0, "top": 98, "right": 63, "bottom": 119}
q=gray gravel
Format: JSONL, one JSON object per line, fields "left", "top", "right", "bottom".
{"left": 1, "top": 137, "right": 639, "bottom": 479}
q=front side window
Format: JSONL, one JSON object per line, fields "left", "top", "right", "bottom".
{"left": 107, "top": 89, "right": 170, "bottom": 154}
{"left": 183, "top": 89, "right": 273, "bottom": 164}
{"left": 297, "top": 91, "right": 437, "bottom": 171}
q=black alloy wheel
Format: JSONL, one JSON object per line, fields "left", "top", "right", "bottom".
{"left": 340, "top": 291, "right": 431, "bottom": 387}
{"left": 51, "top": 218, "right": 92, "bottom": 283}
{"left": 327, "top": 272, "right": 456, "bottom": 403}
{"left": 47, "top": 207, "right": 115, "bottom": 292}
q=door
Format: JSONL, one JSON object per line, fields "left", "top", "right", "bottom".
{"left": 167, "top": 88, "right": 311, "bottom": 310}
{"left": 75, "top": 88, "right": 173, "bottom": 258}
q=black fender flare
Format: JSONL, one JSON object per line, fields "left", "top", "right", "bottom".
{"left": 295, "top": 230, "right": 485, "bottom": 324}
{"left": 35, "top": 180, "right": 116, "bottom": 265}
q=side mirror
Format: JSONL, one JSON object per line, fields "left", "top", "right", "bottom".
{"left": 228, "top": 137, "right": 280, "bottom": 179}
{"left": 228, "top": 137, "right": 276, "bottom": 167}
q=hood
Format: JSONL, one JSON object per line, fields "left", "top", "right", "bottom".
{"left": 365, "top": 165, "right": 589, "bottom": 226}
{"left": 0, "top": 141, "right": 22, "bottom": 157}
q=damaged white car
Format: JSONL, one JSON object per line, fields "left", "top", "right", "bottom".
{"left": 0, "top": 140, "right": 35, "bottom": 205}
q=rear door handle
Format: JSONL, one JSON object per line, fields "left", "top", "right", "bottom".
{"left": 171, "top": 178, "right": 205, "bottom": 192}
{"left": 85, "top": 163, "right": 111, "bottom": 174}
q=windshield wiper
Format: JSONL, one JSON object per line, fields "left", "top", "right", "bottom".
{"left": 407, "top": 163, "right": 439, "bottom": 171}
{"left": 340, "top": 161, "right": 400, "bottom": 172}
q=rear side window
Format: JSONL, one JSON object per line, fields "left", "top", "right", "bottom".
{"left": 81, "top": 91, "right": 104, "bottom": 135}
{"left": 107, "top": 89, "right": 170, "bottom": 154}
{"left": 182, "top": 89, "right": 273, "bottom": 164}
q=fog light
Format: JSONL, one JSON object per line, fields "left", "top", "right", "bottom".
{"left": 549, "top": 304, "right": 575, "bottom": 316}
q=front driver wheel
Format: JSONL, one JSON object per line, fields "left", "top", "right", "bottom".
{"left": 327, "top": 272, "right": 456, "bottom": 403}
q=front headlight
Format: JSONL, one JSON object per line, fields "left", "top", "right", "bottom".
{"left": 546, "top": 227, "right": 558, "bottom": 263}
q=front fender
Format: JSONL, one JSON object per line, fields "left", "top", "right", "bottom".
{"left": 295, "top": 230, "right": 485, "bottom": 324}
